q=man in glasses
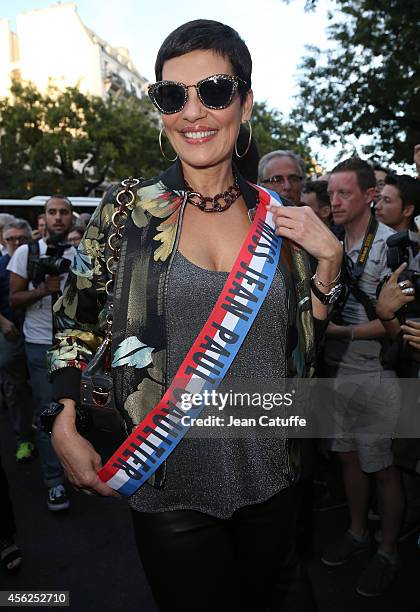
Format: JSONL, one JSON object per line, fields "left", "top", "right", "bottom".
{"left": 371, "top": 163, "right": 391, "bottom": 204}
{"left": 300, "top": 180, "right": 332, "bottom": 227}
{"left": 258, "top": 150, "right": 306, "bottom": 206}
{"left": 0, "top": 219, "right": 34, "bottom": 463}
{"left": 0, "top": 214, "right": 16, "bottom": 256}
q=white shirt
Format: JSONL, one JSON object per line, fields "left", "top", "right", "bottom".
{"left": 7, "top": 238, "right": 75, "bottom": 345}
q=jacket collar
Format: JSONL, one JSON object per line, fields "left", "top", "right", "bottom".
{"left": 158, "top": 159, "right": 259, "bottom": 211}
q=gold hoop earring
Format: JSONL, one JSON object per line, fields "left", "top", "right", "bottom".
{"left": 159, "top": 128, "right": 178, "bottom": 162}
{"left": 235, "top": 119, "right": 252, "bottom": 159}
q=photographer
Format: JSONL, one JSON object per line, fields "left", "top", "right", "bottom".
{"left": 377, "top": 230, "right": 420, "bottom": 375}
{"left": 7, "top": 196, "right": 75, "bottom": 512}
{"left": 376, "top": 263, "right": 417, "bottom": 349}
{"left": 321, "top": 158, "right": 403, "bottom": 598}
{"left": 376, "top": 249, "right": 420, "bottom": 546}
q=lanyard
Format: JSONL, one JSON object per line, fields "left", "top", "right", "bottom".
{"left": 347, "top": 214, "right": 378, "bottom": 280}
{"left": 341, "top": 214, "right": 379, "bottom": 321}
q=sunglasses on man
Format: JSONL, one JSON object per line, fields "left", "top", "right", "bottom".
{"left": 148, "top": 74, "right": 247, "bottom": 115}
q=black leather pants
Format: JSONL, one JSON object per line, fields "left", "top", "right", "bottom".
{"left": 131, "top": 486, "right": 318, "bottom": 612}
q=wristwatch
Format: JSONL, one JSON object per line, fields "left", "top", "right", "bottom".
{"left": 310, "top": 275, "right": 343, "bottom": 305}
{"left": 40, "top": 402, "right": 92, "bottom": 436}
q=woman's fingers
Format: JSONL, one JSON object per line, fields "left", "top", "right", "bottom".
{"left": 52, "top": 429, "right": 120, "bottom": 498}
{"left": 268, "top": 204, "right": 342, "bottom": 261}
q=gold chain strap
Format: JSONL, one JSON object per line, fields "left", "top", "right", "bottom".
{"left": 104, "top": 176, "right": 142, "bottom": 338}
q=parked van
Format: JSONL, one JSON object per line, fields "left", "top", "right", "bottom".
{"left": 0, "top": 195, "right": 101, "bottom": 228}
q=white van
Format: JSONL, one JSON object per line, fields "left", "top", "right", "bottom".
{"left": 0, "top": 195, "right": 101, "bottom": 227}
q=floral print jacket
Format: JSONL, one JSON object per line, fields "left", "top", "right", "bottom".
{"left": 48, "top": 161, "right": 317, "bottom": 488}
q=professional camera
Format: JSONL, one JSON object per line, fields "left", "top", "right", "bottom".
{"left": 385, "top": 230, "right": 420, "bottom": 304}
{"left": 29, "top": 233, "right": 72, "bottom": 287}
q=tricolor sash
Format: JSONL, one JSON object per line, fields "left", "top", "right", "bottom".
{"left": 99, "top": 186, "right": 283, "bottom": 495}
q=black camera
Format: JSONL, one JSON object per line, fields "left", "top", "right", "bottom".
{"left": 385, "top": 230, "right": 420, "bottom": 301}
{"left": 29, "top": 234, "right": 72, "bottom": 287}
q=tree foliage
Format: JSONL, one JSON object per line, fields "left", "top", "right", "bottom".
{"left": 252, "top": 101, "right": 315, "bottom": 172}
{"left": 0, "top": 81, "right": 166, "bottom": 197}
{"left": 0, "top": 82, "right": 316, "bottom": 198}
{"left": 293, "top": 0, "right": 420, "bottom": 165}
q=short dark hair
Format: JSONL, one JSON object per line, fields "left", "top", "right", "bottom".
{"left": 385, "top": 174, "right": 420, "bottom": 214}
{"left": 302, "top": 180, "right": 330, "bottom": 207}
{"left": 44, "top": 195, "right": 72, "bottom": 211}
{"left": 155, "top": 20, "right": 252, "bottom": 102}
{"left": 371, "top": 163, "right": 390, "bottom": 175}
{"left": 331, "top": 157, "right": 376, "bottom": 191}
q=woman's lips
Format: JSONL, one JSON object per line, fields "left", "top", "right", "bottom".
{"left": 181, "top": 129, "right": 217, "bottom": 144}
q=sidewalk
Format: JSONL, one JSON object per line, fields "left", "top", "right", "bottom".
{"left": 1, "top": 409, "right": 419, "bottom": 611}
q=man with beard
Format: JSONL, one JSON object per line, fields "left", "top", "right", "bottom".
{"left": 8, "top": 196, "right": 75, "bottom": 512}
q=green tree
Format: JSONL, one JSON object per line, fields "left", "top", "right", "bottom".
{"left": 252, "top": 101, "right": 315, "bottom": 172}
{"left": 0, "top": 81, "right": 166, "bottom": 197}
{"left": 293, "top": 0, "right": 420, "bottom": 165}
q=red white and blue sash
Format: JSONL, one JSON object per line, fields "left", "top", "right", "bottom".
{"left": 99, "top": 186, "right": 283, "bottom": 495}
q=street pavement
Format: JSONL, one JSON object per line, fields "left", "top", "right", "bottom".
{"left": 1, "top": 409, "right": 420, "bottom": 612}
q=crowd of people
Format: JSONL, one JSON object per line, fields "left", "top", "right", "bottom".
{"left": 0, "top": 203, "right": 90, "bottom": 567}
{"left": 1, "top": 18, "right": 420, "bottom": 611}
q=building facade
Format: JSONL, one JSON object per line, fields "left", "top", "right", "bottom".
{"left": 0, "top": 3, "right": 148, "bottom": 99}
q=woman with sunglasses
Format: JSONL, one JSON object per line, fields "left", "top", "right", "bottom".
{"left": 48, "top": 19, "right": 341, "bottom": 611}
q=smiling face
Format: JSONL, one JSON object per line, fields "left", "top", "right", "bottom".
{"left": 160, "top": 49, "right": 253, "bottom": 172}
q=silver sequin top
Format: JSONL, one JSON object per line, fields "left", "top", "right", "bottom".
{"left": 129, "top": 250, "right": 290, "bottom": 518}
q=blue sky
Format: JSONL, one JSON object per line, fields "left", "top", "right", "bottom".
{"left": 1, "top": 0, "right": 338, "bottom": 164}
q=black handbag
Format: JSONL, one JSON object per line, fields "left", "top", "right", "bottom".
{"left": 79, "top": 177, "right": 143, "bottom": 461}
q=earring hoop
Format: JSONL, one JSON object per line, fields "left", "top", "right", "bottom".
{"left": 159, "top": 128, "right": 178, "bottom": 162}
{"left": 235, "top": 119, "right": 252, "bottom": 159}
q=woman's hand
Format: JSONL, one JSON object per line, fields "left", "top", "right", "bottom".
{"left": 376, "top": 263, "right": 415, "bottom": 320}
{"left": 269, "top": 204, "right": 342, "bottom": 319}
{"left": 268, "top": 204, "right": 342, "bottom": 263}
{"left": 51, "top": 399, "right": 120, "bottom": 498}
{"left": 401, "top": 320, "right": 420, "bottom": 350}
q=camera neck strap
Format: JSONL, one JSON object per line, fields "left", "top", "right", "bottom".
{"left": 341, "top": 214, "right": 379, "bottom": 321}
{"left": 349, "top": 214, "right": 379, "bottom": 281}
